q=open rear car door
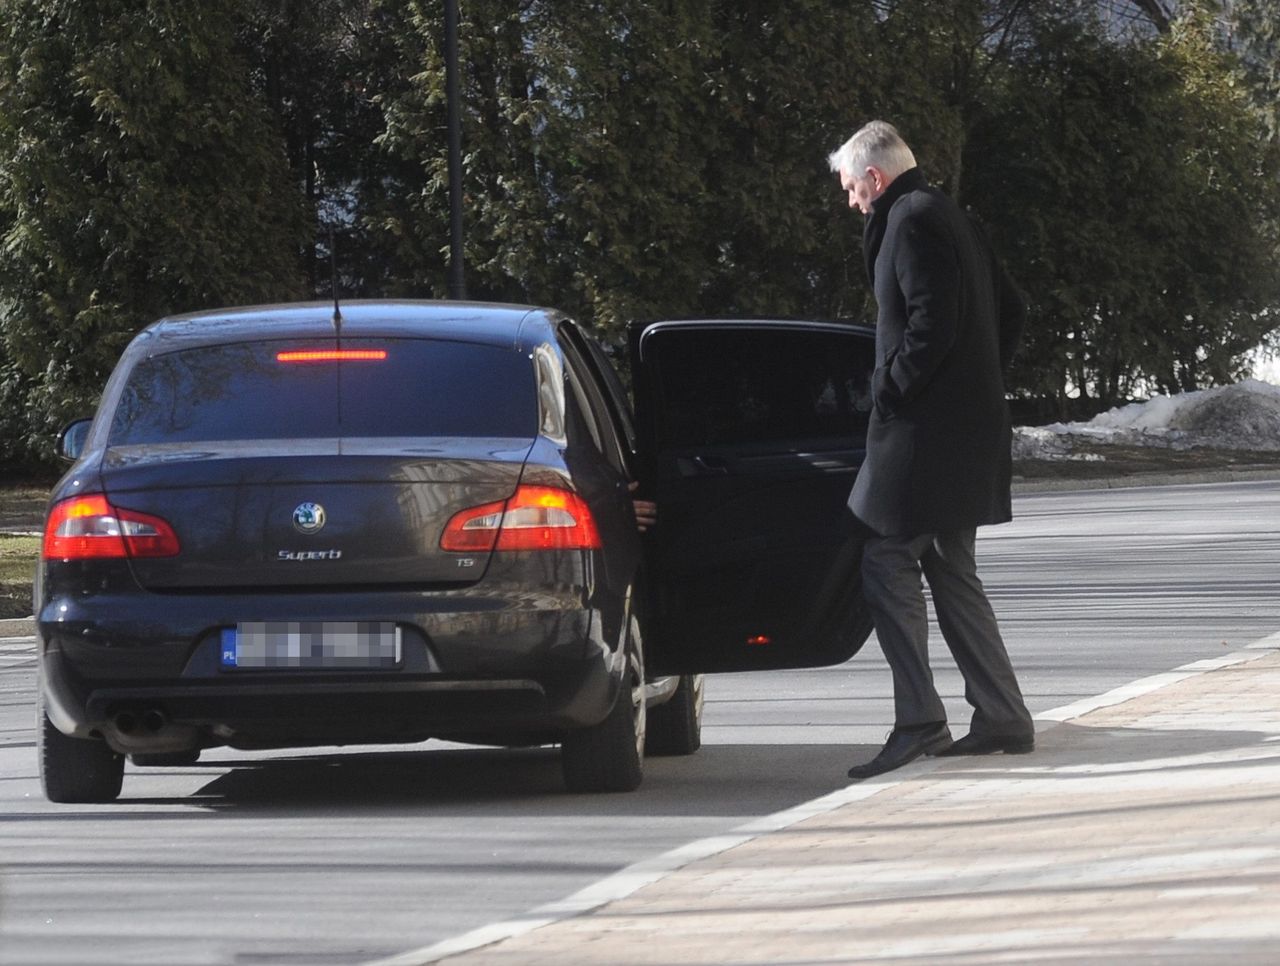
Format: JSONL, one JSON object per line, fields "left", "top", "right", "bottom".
{"left": 630, "top": 320, "right": 878, "bottom": 674}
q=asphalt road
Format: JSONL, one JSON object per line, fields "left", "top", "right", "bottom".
{"left": 1, "top": 479, "right": 1278, "bottom": 966}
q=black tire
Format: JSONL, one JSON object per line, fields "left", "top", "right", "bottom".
{"left": 39, "top": 700, "right": 124, "bottom": 804}
{"left": 561, "top": 620, "right": 645, "bottom": 793}
{"left": 645, "top": 674, "right": 704, "bottom": 756}
{"left": 131, "top": 750, "right": 201, "bottom": 767}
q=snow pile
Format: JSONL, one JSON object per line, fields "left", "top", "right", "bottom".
{"left": 1013, "top": 379, "right": 1280, "bottom": 459}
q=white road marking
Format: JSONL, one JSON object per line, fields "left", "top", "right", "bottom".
{"left": 1035, "top": 631, "right": 1280, "bottom": 723}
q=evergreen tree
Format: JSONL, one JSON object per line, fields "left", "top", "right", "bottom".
{"left": 375, "top": 0, "right": 989, "bottom": 340}
{"left": 1228, "top": 0, "right": 1279, "bottom": 141}
{"left": 696, "top": 0, "right": 983, "bottom": 322}
{"left": 0, "top": 0, "right": 306, "bottom": 457}
{"left": 965, "top": 1, "right": 1280, "bottom": 413}
{"left": 2, "top": 0, "right": 1275, "bottom": 467}
{"left": 237, "top": 0, "right": 415, "bottom": 297}
{"left": 1224, "top": 0, "right": 1280, "bottom": 366}
{"left": 1153, "top": 6, "right": 1280, "bottom": 391}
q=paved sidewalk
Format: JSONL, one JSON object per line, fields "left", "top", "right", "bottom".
{"left": 399, "top": 636, "right": 1280, "bottom": 965}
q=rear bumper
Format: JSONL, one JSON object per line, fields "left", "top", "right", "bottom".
{"left": 39, "top": 584, "right": 624, "bottom": 754}
{"left": 82, "top": 678, "right": 561, "bottom": 753}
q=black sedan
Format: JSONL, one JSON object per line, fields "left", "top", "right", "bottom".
{"left": 36, "top": 300, "right": 876, "bottom": 802}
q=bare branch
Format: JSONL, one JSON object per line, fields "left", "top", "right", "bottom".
{"left": 1120, "top": 0, "right": 1175, "bottom": 32}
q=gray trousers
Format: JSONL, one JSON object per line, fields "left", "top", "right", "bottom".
{"left": 861, "top": 528, "right": 1033, "bottom": 737}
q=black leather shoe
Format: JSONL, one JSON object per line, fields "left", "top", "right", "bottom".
{"left": 847, "top": 724, "right": 953, "bottom": 780}
{"left": 937, "top": 732, "right": 1035, "bottom": 757}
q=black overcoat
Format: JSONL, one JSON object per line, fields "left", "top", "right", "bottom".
{"left": 848, "top": 168, "right": 1025, "bottom": 536}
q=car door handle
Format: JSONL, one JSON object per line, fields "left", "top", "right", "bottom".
{"left": 677, "top": 455, "right": 730, "bottom": 476}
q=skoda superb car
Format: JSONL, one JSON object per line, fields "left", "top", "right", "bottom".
{"left": 37, "top": 300, "right": 876, "bottom": 802}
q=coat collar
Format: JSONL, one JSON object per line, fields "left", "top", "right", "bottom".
{"left": 862, "top": 167, "right": 928, "bottom": 285}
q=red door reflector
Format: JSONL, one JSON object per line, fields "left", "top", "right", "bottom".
{"left": 746, "top": 635, "right": 772, "bottom": 646}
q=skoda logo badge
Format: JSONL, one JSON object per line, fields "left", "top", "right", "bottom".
{"left": 292, "top": 502, "right": 326, "bottom": 534}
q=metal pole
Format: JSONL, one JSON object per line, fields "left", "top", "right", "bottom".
{"left": 445, "top": 0, "right": 467, "bottom": 300}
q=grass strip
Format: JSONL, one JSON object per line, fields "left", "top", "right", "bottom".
{"left": 0, "top": 534, "right": 38, "bottom": 619}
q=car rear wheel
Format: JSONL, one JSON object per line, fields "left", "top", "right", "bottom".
{"left": 645, "top": 674, "right": 704, "bottom": 756}
{"left": 561, "top": 620, "right": 645, "bottom": 793}
{"left": 39, "top": 699, "right": 124, "bottom": 804}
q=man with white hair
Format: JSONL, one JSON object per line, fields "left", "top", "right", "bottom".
{"left": 828, "top": 120, "right": 1035, "bottom": 779}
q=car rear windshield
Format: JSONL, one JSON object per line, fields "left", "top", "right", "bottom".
{"left": 108, "top": 338, "right": 537, "bottom": 444}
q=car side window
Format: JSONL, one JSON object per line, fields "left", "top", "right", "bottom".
{"left": 574, "top": 329, "right": 639, "bottom": 457}
{"left": 559, "top": 338, "right": 629, "bottom": 475}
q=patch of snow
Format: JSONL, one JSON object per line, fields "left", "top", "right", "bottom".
{"left": 1013, "top": 378, "right": 1280, "bottom": 458}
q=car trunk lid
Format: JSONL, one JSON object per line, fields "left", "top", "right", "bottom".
{"left": 101, "top": 440, "right": 533, "bottom": 589}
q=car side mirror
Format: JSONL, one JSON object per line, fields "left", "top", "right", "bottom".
{"left": 56, "top": 418, "right": 93, "bottom": 463}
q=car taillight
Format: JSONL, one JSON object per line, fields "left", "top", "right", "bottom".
{"left": 441, "top": 485, "right": 602, "bottom": 553}
{"left": 43, "top": 495, "right": 180, "bottom": 560}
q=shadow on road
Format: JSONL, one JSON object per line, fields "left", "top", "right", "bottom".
{"left": 118, "top": 742, "right": 864, "bottom": 817}
{"left": 933, "top": 718, "right": 1280, "bottom": 781}
{"left": 106, "top": 715, "right": 1280, "bottom": 817}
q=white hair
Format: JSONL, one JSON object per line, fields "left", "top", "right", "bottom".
{"left": 827, "top": 120, "right": 917, "bottom": 180}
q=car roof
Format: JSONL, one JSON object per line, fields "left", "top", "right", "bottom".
{"left": 138, "top": 300, "right": 563, "bottom": 352}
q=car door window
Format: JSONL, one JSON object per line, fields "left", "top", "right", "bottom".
{"left": 645, "top": 326, "right": 873, "bottom": 453}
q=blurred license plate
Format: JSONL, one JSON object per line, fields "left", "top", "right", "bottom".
{"left": 220, "top": 622, "right": 401, "bottom": 670}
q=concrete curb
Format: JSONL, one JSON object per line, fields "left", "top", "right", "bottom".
{"left": 0, "top": 616, "right": 35, "bottom": 637}
{"left": 1012, "top": 465, "right": 1280, "bottom": 493}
